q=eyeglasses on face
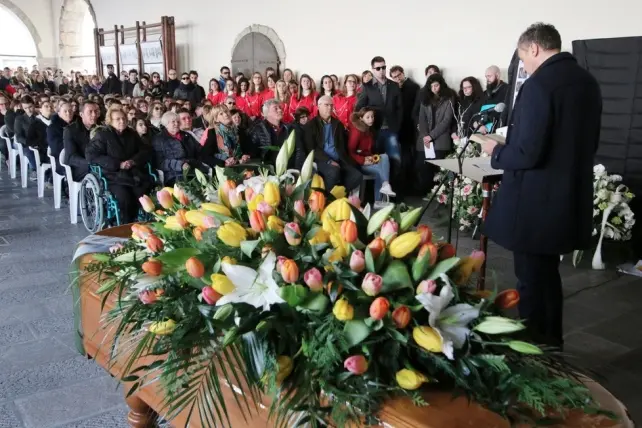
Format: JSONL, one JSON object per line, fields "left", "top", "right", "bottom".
{"left": 181, "top": 77, "right": 189, "bottom": 81}
{"left": 226, "top": 102, "right": 236, "bottom": 105}
{"left": 390, "top": 73, "right": 401, "bottom": 79}
{"left": 374, "top": 66, "right": 387, "bottom": 71}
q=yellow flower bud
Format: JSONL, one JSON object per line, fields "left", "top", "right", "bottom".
{"left": 330, "top": 185, "right": 346, "bottom": 199}
{"left": 263, "top": 182, "right": 281, "bottom": 207}
{"left": 308, "top": 228, "right": 330, "bottom": 245}
{"left": 201, "top": 202, "right": 232, "bottom": 217}
{"left": 164, "top": 216, "right": 185, "bottom": 231}
{"left": 276, "top": 356, "right": 293, "bottom": 383}
{"left": 332, "top": 298, "right": 354, "bottom": 321}
{"left": 211, "top": 273, "right": 235, "bottom": 295}
{"left": 148, "top": 319, "right": 176, "bottom": 335}
{"left": 396, "top": 369, "right": 427, "bottom": 390}
{"left": 217, "top": 221, "right": 247, "bottom": 247}
{"left": 312, "top": 174, "right": 325, "bottom": 190}
{"left": 413, "top": 326, "right": 443, "bottom": 353}
{"left": 247, "top": 194, "right": 264, "bottom": 212}
{"left": 389, "top": 232, "right": 422, "bottom": 259}
{"left": 222, "top": 256, "right": 236, "bottom": 265}
{"left": 267, "top": 215, "right": 284, "bottom": 233}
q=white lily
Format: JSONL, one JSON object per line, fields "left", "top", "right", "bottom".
{"left": 236, "top": 172, "right": 279, "bottom": 196}
{"left": 415, "top": 275, "right": 480, "bottom": 360}
{"left": 131, "top": 274, "right": 162, "bottom": 291}
{"left": 216, "top": 252, "right": 285, "bottom": 312}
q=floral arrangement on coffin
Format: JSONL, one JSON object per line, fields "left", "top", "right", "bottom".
{"left": 430, "top": 138, "right": 493, "bottom": 232}
{"left": 87, "top": 138, "right": 605, "bottom": 428}
{"left": 573, "top": 164, "right": 635, "bottom": 268}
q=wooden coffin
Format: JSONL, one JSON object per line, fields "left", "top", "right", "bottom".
{"left": 75, "top": 225, "right": 633, "bottom": 428}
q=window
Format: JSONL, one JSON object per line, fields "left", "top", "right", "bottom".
{"left": 0, "top": 5, "right": 38, "bottom": 69}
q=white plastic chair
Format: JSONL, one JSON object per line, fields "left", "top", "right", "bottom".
{"left": 14, "top": 139, "right": 28, "bottom": 188}
{"left": 28, "top": 147, "right": 51, "bottom": 198}
{"left": 156, "top": 169, "right": 165, "bottom": 185}
{"left": 47, "top": 147, "right": 65, "bottom": 209}
{"left": 59, "top": 148, "right": 82, "bottom": 224}
{"left": 0, "top": 126, "right": 19, "bottom": 179}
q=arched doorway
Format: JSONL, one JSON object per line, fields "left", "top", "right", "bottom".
{"left": 0, "top": 1, "right": 40, "bottom": 69}
{"left": 231, "top": 25, "right": 286, "bottom": 78}
{"left": 59, "top": 0, "right": 97, "bottom": 73}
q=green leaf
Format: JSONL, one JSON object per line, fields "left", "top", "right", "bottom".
{"left": 298, "top": 293, "right": 329, "bottom": 313}
{"left": 364, "top": 317, "right": 384, "bottom": 331}
{"left": 241, "top": 332, "right": 267, "bottom": 384}
{"left": 389, "top": 328, "right": 408, "bottom": 344}
{"left": 240, "top": 239, "right": 260, "bottom": 258}
{"left": 365, "top": 247, "right": 376, "bottom": 273}
{"left": 367, "top": 204, "right": 395, "bottom": 235}
{"left": 91, "top": 253, "right": 111, "bottom": 262}
{"left": 113, "top": 250, "right": 147, "bottom": 263}
{"left": 343, "top": 320, "right": 372, "bottom": 347}
{"left": 213, "top": 304, "right": 233, "bottom": 321}
{"left": 279, "top": 284, "right": 309, "bottom": 307}
{"left": 399, "top": 207, "right": 422, "bottom": 231}
{"left": 381, "top": 260, "right": 413, "bottom": 292}
{"left": 507, "top": 340, "right": 543, "bottom": 354}
{"left": 427, "top": 257, "right": 461, "bottom": 280}
{"left": 348, "top": 203, "right": 369, "bottom": 242}
{"left": 155, "top": 248, "right": 201, "bottom": 266}
{"left": 121, "top": 374, "right": 139, "bottom": 382}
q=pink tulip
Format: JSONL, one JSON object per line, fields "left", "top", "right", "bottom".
{"left": 245, "top": 187, "right": 255, "bottom": 202}
{"left": 109, "top": 243, "right": 124, "bottom": 253}
{"left": 139, "top": 290, "right": 158, "bottom": 305}
{"left": 174, "top": 184, "right": 189, "bottom": 205}
{"left": 285, "top": 184, "right": 295, "bottom": 196}
{"left": 139, "top": 195, "right": 155, "bottom": 213}
{"left": 361, "top": 272, "right": 383, "bottom": 297}
{"left": 257, "top": 201, "right": 274, "bottom": 216}
{"left": 228, "top": 189, "right": 242, "bottom": 208}
{"left": 202, "top": 287, "right": 222, "bottom": 305}
{"left": 294, "top": 200, "right": 306, "bottom": 219}
{"left": 470, "top": 250, "right": 486, "bottom": 272}
{"left": 348, "top": 194, "right": 361, "bottom": 209}
{"left": 417, "top": 279, "right": 437, "bottom": 294}
{"left": 284, "top": 222, "right": 302, "bottom": 246}
{"left": 380, "top": 219, "right": 398, "bottom": 242}
{"left": 349, "top": 250, "right": 365, "bottom": 273}
{"left": 202, "top": 215, "right": 218, "bottom": 229}
{"left": 304, "top": 268, "right": 323, "bottom": 292}
{"left": 343, "top": 355, "right": 368, "bottom": 375}
{"left": 276, "top": 256, "right": 288, "bottom": 275}
{"left": 157, "top": 189, "right": 174, "bottom": 209}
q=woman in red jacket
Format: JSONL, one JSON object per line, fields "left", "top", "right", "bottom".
{"left": 207, "top": 79, "right": 226, "bottom": 105}
{"left": 235, "top": 78, "right": 251, "bottom": 117}
{"left": 348, "top": 107, "right": 395, "bottom": 201}
{"left": 264, "top": 74, "right": 277, "bottom": 100}
{"left": 283, "top": 68, "right": 296, "bottom": 86}
{"left": 275, "top": 79, "right": 293, "bottom": 123}
{"left": 319, "top": 75, "right": 337, "bottom": 98}
{"left": 289, "top": 74, "right": 317, "bottom": 118}
{"left": 245, "top": 72, "right": 265, "bottom": 120}
{"left": 334, "top": 74, "right": 358, "bottom": 130}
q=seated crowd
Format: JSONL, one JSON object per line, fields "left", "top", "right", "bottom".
{"left": 0, "top": 58, "right": 510, "bottom": 222}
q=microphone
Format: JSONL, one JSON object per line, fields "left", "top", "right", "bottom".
{"left": 478, "top": 102, "right": 506, "bottom": 123}
{"left": 459, "top": 103, "right": 506, "bottom": 175}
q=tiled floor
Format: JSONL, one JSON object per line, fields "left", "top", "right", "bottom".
{"left": 0, "top": 169, "right": 640, "bottom": 427}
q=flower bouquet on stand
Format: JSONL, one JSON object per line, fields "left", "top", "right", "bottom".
{"left": 86, "top": 138, "right": 607, "bottom": 427}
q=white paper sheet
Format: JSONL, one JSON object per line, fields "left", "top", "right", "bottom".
{"left": 424, "top": 142, "right": 436, "bottom": 159}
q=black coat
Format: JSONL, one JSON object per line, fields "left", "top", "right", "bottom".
{"left": 58, "top": 84, "right": 69, "bottom": 95}
{"left": 86, "top": 126, "right": 152, "bottom": 187}
{"left": 47, "top": 113, "right": 69, "bottom": 175}
{"left": 14, "top": 113, "right": 36, "bottom": 146}
{"left": 355, "top": 79, "right": 403, "bottom": 134}
{"left": 249, "top": 120, "right": 289, "bottom": 164}
{"left": 303, "top": 116, "right": 354, "bottom": 167}
{"left": 104, "top": 73, "right": 121, "bottom": 95}
{"left": 458, "top": 96, "right": 485, "bottom": 137}
{"left": 165, "top": 79, "right": 180, "bottom": 97}
{"left": 484, "top": 52, "right": 602, "bottom": 255}
{"left": 63, "top": 120, "right": 92, "bottom": 181}
{"left": 26, "top": 116, "right": 49, "bottom": 162}
{"left": 399, "top": 78, "right": 420, "bottom": 143}
{"left": 173, "top": 83, "right": 204, "bottom": 106}
{"left": 122, "top": 80, "right": 137, "bottom": 97}
{"left": 483, "top": 81, "right": 509, "bottom": 106}
{"left": 4, "top": 109, "right": 22, "bottom": 137}
{"left": 152, "top": 129, "right": 204, "bottom": 184}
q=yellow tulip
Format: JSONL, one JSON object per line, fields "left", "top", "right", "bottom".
{"left": 201, "top": 202, "right": 232, "bottom": 217}
{"left": 396, "top": 369, "right": 427, "bottom": 390}
{"left": 162, "top": 186, "right": 174, "bottom": 196}
{"left": 330, "top": 185, "right": 346, "bottom": 199}
{"left": 312, "top": 174, "right": 325, "bottom": 190}
{"left": 211, "top": 273, "right": 236, "bottom": 295}
{"left": 332, "top": 298, "right": 354, "bottom": 321}
{"left": 217, "top": 222, "right": 247, "bottom": 247}
{"left": 165, "top": 216, "right": 185, "bottom": 231}
{"left": 308, "top": 228, "right": 330, "bottom": 245}
{"left": 267, "top": 215, "right": 284, "bottom": 233}
{"left": 185, "top": 210, "right": 208, "bottom": 228}
{"left": 264, "top": 182, "right": 281, "bottom": 207}
{"left": 321, "top": 198, "right": 352, "bottom": 233}
{"left": 247, "top": 194, "right": 264, "bottom": 212}
{"left": 413, "top": 326, "right": 443, "bottom": 353}
{"left": 148, "top": 319, "right": 176, "bottom": 335}
{"left": 389, "top": 232, "right": 422, "bottom": 259}
{"left": 222, "top": 256, "right": 236, "bottom": 265}
{"left": 276, "top": 356, "right": 293, "bottom": 383}
{"left": 328, "top": 247, "right": 346, "bottom": 263}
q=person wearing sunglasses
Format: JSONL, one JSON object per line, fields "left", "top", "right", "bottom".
{"left": 173, "top": 72, "right": 201, "bottom": 110}
{"left": 164, "top": 69, "right": 180, "bottom": 97}
{"left": 355, "top": 55, "right": 403, "bottom": 197}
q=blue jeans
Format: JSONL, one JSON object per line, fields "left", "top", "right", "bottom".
{"left": 376, "top": 129, "right": 401, "bottom": 165}
{"left": 13, "top": 142, "right": 36, "bottom": 171}
{"left": 361, "top": 153, "right": 390, "bottom": 201}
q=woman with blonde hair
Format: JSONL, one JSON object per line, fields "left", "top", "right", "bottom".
{"left": 202, "top": 104, "right": 250, "bottom": 167}
{"left": 274, "top": 79, "right": 292, "bottom": 123}
{"left": 86, "top": 107, "right": 153, "bottom": 223}
{"left": 289, "top": 74, "right": 317, "bottom": 118}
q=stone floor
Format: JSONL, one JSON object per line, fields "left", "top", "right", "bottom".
{"left": 0, "top": 169, "right": 640, "bottom": 427}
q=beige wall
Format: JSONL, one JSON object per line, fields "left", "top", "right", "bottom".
{"left": 14, "top": 0, "right": 642, "bottom": 86}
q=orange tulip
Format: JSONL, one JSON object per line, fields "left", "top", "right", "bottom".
{"left": 367, "top": 237, "right": 386, "bottom": 258}
{"left": 308, "top": 191, "right": 326, "bottom": 213}
{"left": 146, "top": 235, "right": 164, "bottom": 253}
{"left": 132, "top": 224, "right": 153, "bottom": 241}
{"left": 340, "top": 220, "right": 358, "bottom": 244}
{"left": 281, "top": 259, "right": 299, "bottom": 283}
{"left": 185, "top": 257, "right": 205, "bottom": 278}
{"left": 392, "top": 306, "right": 411, "bottom": 329}
{"left": 142, "top": 259, "right": 163, "bottom": 276}
{"left": 418, "top": 243, "right": 439, "bottom": 266}
{"left": 193, "top": 226, "right": 205, "bottom": 241}
{"left": 174, "top": 185, "right": 190, "bottom": 205}
{"left": 416, "top": 224, "right": 433, "bottom": 245}
{"left": 369, "top": 297, "right": 390, "bottom": 320}
{"left": 437, "top": 242, "right": 456, "bottom": 261}
{"left": 495, "top": 289, "right": 520, "bottom": 309}
{"left": 176, "top": 209, "right": 189, "bottom": 228}
{"left": 249, "top": 210, "right": 266, "bottom": 233}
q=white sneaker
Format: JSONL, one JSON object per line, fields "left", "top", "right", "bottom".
{"left": 29, "top": 171, "right": 38, "bottom": 182}
{"left": 380, "top": 182, "right": 396, "bottom": 197}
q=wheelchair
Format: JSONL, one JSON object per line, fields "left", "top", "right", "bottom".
{"left": 79, "top": 164, "right": 159, "bottom": 233}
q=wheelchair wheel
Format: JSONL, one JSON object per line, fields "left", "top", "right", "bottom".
{"left": 80, "top": 174, "right": 105, "bottom": 233}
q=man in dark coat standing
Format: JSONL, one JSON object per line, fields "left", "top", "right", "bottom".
{"left": 481, "top": 23, "right": 602, "bottom": 348}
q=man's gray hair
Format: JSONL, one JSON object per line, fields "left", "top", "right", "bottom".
{"left": 262, "top": 98, "right": 280, "bottom": 116}
{"left": 161, "top": 111, "right": 179, "bottom": 128}
{"left": 317, "top": 95, "right": 333, "bottom": 106}
{"left": 518, "top": 22, "right": 562, "bottom": 51}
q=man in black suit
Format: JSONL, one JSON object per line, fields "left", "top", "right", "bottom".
{"left": 355, "top": 56, "right": 403, "bottom": 176}
{"left": 64, "top": 101, "right": 100, "bottom": 182}
{"left": 481, "top": 23, "right": 602, "bottom": 348}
